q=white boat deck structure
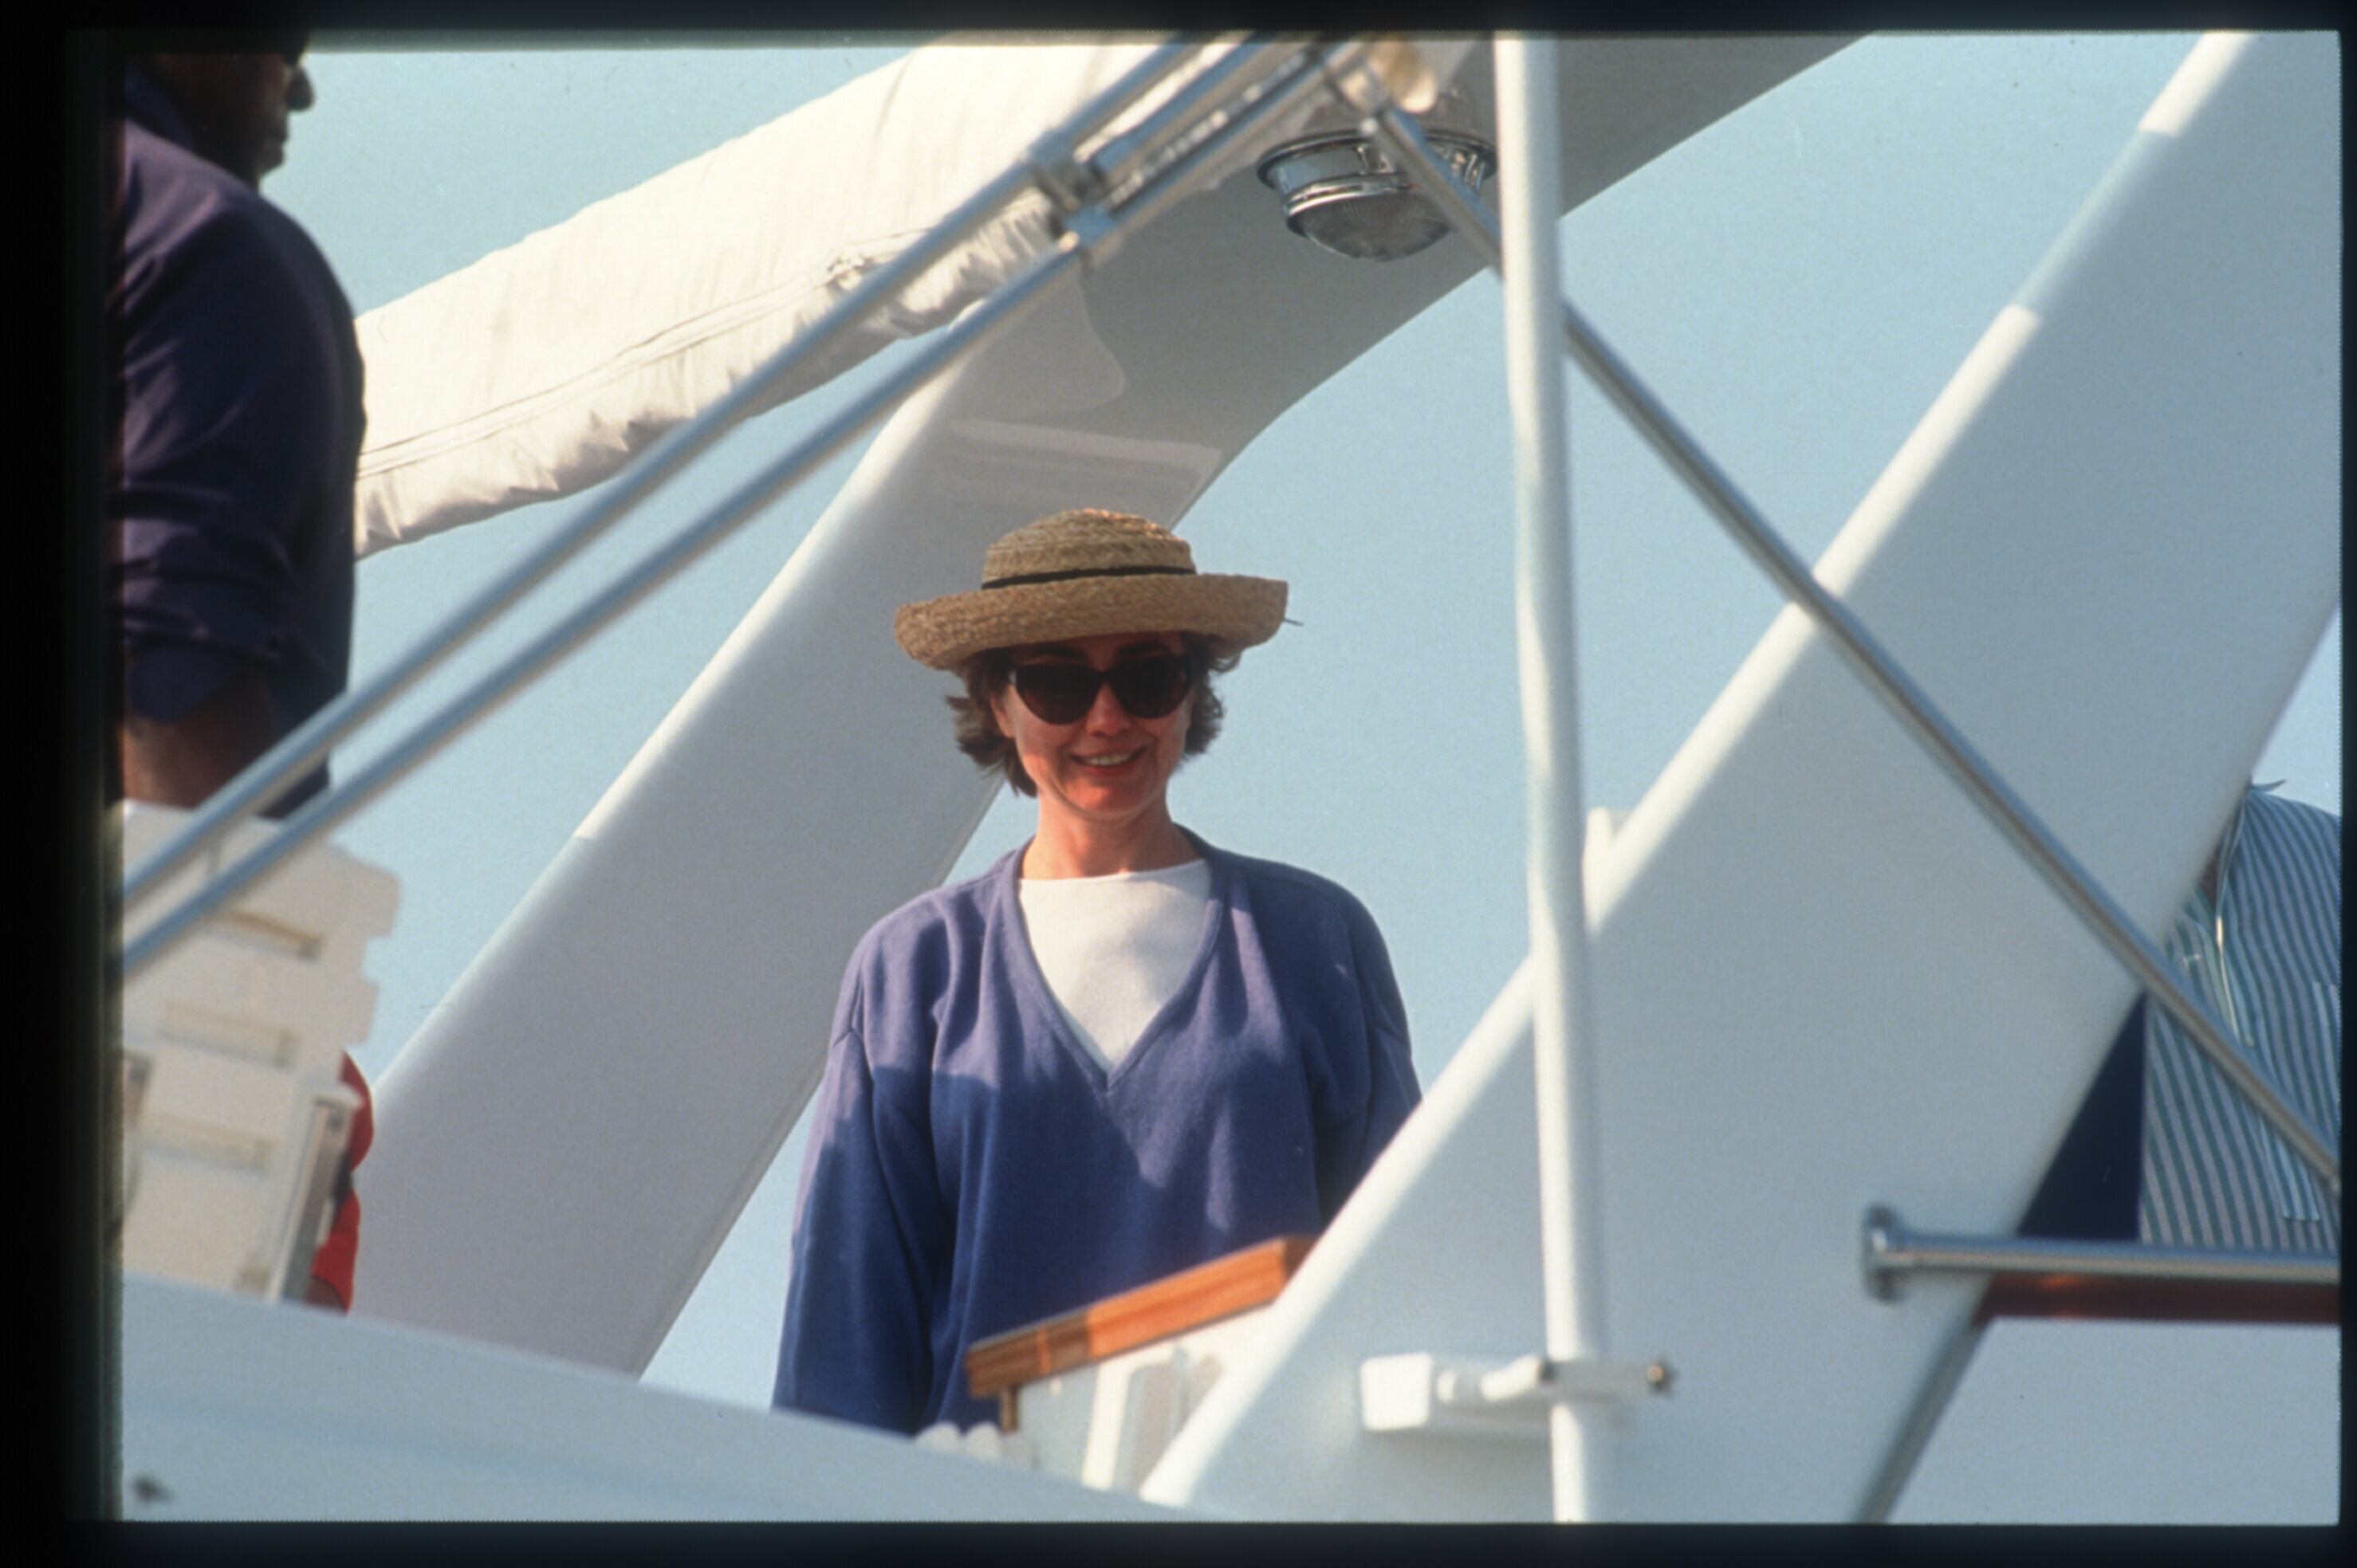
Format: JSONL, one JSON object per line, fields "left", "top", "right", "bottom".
{"left": 116, "top": 33, "right": 2338, "bottom": 1520}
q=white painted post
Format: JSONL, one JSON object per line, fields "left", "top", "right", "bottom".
{"left": 1495, "top": 33, "right": 1610, "bottom": 1523}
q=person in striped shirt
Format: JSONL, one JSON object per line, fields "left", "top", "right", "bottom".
{"left": 2021, "top": 783, "right": 2340, "bottom": 1256}
{"left": 2135, "top": 783, "right": 2339, "bottom": 1255}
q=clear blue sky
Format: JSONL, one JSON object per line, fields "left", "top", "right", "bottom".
{"left": 269, "top": 34, "right": 2338, "bottom": 1408}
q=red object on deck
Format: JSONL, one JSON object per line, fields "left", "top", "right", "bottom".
{"left": 305, "top": 1054, "right": 374, "bottom": 1311}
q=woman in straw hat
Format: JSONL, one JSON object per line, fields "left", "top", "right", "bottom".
{"left": 774, "top": 509, "right": 1420, "bottom": 1436}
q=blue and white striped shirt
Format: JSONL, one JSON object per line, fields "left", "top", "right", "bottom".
{"left": 2138, "top": 784, "right": 2341, "bottom": 1255}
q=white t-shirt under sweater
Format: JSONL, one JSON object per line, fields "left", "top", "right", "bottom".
{"left": 1017, "top": 858, "right": 1213, "bottom": 1072}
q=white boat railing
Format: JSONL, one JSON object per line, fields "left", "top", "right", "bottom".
{"left": 117, "top": 37, "right": 1365, "bottom": 984}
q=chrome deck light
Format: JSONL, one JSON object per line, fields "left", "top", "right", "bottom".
{"left": 1255, "top": 129, "right": 1495, "bottom": 260}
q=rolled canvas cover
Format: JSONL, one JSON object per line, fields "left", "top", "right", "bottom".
{"left": 350, "top": 41, "right": 1172, "bottom": 556}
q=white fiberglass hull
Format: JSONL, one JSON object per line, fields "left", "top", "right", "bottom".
{"left": 117, "top": 1274, "right": 1167, "bottom": 1520}
{"left": 116, "top": 1271, "right": 2332, "bottom": 1520}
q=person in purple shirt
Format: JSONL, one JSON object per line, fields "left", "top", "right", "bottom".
{"left": 109, "top": 37, "right": 361, "bottom": 819}
{"left": 775, "top": 508, "right": 1422, "bottom": 1435}
{"left": 108, "top": 37, "right": 372, "bottom": 1311}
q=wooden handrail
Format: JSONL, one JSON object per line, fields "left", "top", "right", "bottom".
{"left": 965, "top": 1235, "right": 1314, "bottom": 1410}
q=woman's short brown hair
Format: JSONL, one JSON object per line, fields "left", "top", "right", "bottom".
{"left": 947, "top": 636, "right": 1237, "bottom": 797}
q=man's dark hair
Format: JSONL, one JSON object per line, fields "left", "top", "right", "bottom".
{"left": 948, "top": 636, "right": 1236, "bottom": 797}
{"left": 121, "top": 30, "right": 309, "bottom": 60}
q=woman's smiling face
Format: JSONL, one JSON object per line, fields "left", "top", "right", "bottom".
{"left": 990, "top": 631, "right": 1194, "bottom": 839}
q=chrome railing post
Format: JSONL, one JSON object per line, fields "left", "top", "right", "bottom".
{"left": 1863, "top": 1205, "right": 2340, "bottom": 1295}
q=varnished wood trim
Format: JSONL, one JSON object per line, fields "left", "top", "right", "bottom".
{"left": 966, "top": 1235, "right": 1313, "bottom": 1401}
{"left": 1974, "top": 1272, "right": 2339, "bottom": 1327}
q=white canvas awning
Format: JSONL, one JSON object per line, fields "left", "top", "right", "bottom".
{"left": 352, "top": 41, "right": 1197, "bottom": 556}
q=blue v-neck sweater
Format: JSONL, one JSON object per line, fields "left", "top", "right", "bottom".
{"left": 773, "top": 832, "right": 1420, "bottom": 1434}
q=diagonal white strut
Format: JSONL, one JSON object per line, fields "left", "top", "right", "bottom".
{"left": 1495, "top": 34, "right": 1610, "bottom": 1523}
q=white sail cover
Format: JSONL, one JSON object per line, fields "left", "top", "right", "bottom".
{"left": 351, "top": 41, "right": 1188, "bottom": 556}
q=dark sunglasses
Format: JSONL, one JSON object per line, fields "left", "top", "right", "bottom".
{"left": 1010, "top": 654, "right": 1193, "bottom": 725}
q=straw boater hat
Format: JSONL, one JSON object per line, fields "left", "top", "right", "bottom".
{"left": 894, "top": 509, "right": 1289, "bottom": 670}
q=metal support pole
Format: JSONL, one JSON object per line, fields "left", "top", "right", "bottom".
{"left": 121, "top": 37, "right": 1222, "bottom": 918}
{"left": 1084, "top": 38, "right": 1306, "bottom": 198}
{"left": 1494, "top": 35, "right": 1609, "bottom": 1525}
{"left": 1368, "top": 102, "right": 2341, "bottom": 1204}
{"left": 123, "top": 41, "right": 1348, "bottom": 984}
{"left": 1863, "top": 1204, "right": 2339, "bottom": 1293}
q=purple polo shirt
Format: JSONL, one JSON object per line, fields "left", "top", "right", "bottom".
{"left": 110, "top": 64, "right": 362, "bottom": 815}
